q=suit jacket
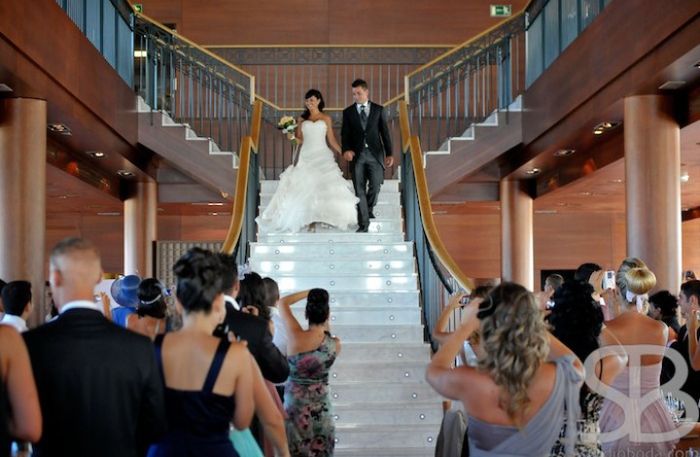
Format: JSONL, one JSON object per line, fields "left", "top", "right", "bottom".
{"left": 341, "top": 101, "right": 393, "bottom": 167}
{"left": 661, "top": 326, "right": 700, "bottom": 404}
{"left": 24, "top": 308, "right": 166, "bottom": 457}
{"left": 218, "top": 301, "right": 289, "bottom": 384}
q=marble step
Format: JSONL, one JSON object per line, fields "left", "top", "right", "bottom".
{"left": 292, "top": 305, "right": 420, "bottom": 326}
{"left": 261, "top": 179, "right": 400, "bottom": 193}
{"left": 271, "top": 273, "right": 418, "bottom": 292}
{"left": 335, "top": 448, "right": 433, "bottom": 457}
{"left": 330, "top": 342, "right": 431, "bottom": 362}
{"left": 257, "top": 202, "right": 403, "bottom": 221}
{"left": 297, "top": 290, "right": 420, "bottom": 308}
{"left": 250, "top": 241, "right": 413, "bottom": 260}
{"left": 333, "top": 401, "right": 442, "bottom": 426}
{"left": 257, "top": 232, "right": 405, "bottom": 244}
{"left": 329, "top": 324, "right": 425, "bottom": 343}
{"left": 329, "top": 381, "right": 441, "bottom": 404}
{"left": 257, "top": 218, "right": 403, "bottom": 235}
{"left": 329, "top": 361, "right": 429, "bottom": 383}
{"left": 252, "top": 258, "right": 416, "bottom": 276}
{"left": 335, "top": 424, "right": 438, "bottom": 449}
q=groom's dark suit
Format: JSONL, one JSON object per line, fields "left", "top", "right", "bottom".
{"left": 341, "top": 101, "right": 393, "bottom": 230}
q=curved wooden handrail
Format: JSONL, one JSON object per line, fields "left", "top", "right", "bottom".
{"left": 398, "top": 102, "right": 474, "bottom": 291}
{"left": 221, "top": 100, "right": 263, "bottom": 254}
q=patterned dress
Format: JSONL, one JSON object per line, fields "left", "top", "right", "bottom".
{"left": 550, "top": 391, "right": 605, "bottom": 457}
{"left": 284, "top": 332, "right": 338, "bottom": 457}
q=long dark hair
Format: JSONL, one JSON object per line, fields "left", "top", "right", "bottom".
{"left": 301, "top": 89, "right": 325, "bottom": 120}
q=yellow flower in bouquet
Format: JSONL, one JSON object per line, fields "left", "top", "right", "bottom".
{"left": 277, "top": 116, "right": 298, "bottom": 145}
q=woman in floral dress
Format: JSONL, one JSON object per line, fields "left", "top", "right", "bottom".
{"left": 278, "top": 289, "right": 340, "bottom": 457}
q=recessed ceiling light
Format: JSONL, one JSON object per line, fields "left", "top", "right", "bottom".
{"left": 658, "top": 80, "right": 686, "bottom": 90}
{"left": 0, "top": 83, "right": 13, "bottom": 92}
{"left": 593, "top": 121, "right": 620, "bottom": 135}
{"left": 117, "top": 170, "right": 134, "bottom": 177}
{"left": 48, "top": 123, "right": 71, "bottom": 135}
{"left": 207, "top": 202, "right": 224, "bottom": 206}
{"left": 87, "top": 151, "right": 105, "bottom": 158}
{"left": 525, "top": 168, "right": 541, "bottom": 175}
{"left": 579, "top": 191, "right": 592, "bottom": 196}
{"left": 611, "top": 179, "right": 623, "bottom": 184}
{"left": 134, "top": 50, "right": 147, "bottom": 58}
{"left": 554, "top": 149, "right": 575, "bottom": 157}
{"left": 681, "top": 171, "right": 690, "bottom": 183}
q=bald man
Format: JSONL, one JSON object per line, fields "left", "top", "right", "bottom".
{"left": 23, "top": 238, "right": 166, "bottom": 457}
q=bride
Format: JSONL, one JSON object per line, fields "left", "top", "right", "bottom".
{"left": 257, "top": 89, "right": 359, "bottom": 233}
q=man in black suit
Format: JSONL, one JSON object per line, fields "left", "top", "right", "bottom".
{"left": 214, "top": 253, "right": 289, "bottom": 384}
{"left": 23, "top": 238, "right": 166, "bottom": 457}
{"left": 341, "top": 79, "right": 394, "bottom": 232}
{"left": 661, "top": 280, "right": 700, "bottom": 405}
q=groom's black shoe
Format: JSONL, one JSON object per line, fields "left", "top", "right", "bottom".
{"left": 369, "top": 211, "right": 376, "bottom": 219}
{"left": 356, "top": 226, "right": 368, "bottom": 233}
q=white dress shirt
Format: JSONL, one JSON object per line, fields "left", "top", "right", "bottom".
{"left": 0, "top": 314, "right": 28, "bottom": 333}
{"left": 270, "top": 307, "right": 288, "bottom": 357}
{"left": 60, "top": 299, "right": 102, "bottom": 314}
{"left": 356, "top": 102, "right": 371, "bottom": 117}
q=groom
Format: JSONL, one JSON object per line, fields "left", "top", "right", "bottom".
{"left": 341, "top": 79, "right": 394, "bottom": 232}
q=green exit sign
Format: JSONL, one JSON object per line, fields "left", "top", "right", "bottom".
{"left": 490, "top": 4, "right": 512, "bottom": 17}
{"left": 133, "top": 3, "right": 143, "bottom": 13}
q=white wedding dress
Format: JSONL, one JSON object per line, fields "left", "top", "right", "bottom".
{"left": 257, "top": 120, "right": 359, "bottom": 232}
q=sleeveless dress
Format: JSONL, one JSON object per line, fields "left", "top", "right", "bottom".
{"left": 599, "top": 363, "right": 678, "bottom": 456}
{"left": 148, "top": 335, "right": 239, "bottom": 457}
{"left": 257, "top": 120, "right": 359, "bottom": 233}
{"left": 284, "top": 332, "right": 338, "bottom": 457}
{"left": 466, "top": 355, "right": 583, "bottom": 457}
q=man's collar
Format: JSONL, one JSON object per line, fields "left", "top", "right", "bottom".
{"left": 0, "top": 314, "right": 28, "bottom": 332}
{"left": 224, "top": 295, "right": 240, "bottom": 311}
{"left": 60, "top": 300, "right": 102, "bottom": 314}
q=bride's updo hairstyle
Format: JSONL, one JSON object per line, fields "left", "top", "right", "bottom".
{"left": 301, "top": 89, "right": 325, "bottom": 120}
{"left": 172, "top": 247, "right": 223, "bottom": 313}
{"left": 305, "top": 288, "right": 330, "bottom": 325}
{"left": 477, "top": 282, "right": 549, "bottom": 426}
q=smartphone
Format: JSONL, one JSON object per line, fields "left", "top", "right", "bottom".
{"left": 602, "top": 270, "right": 616, "bottom": 290}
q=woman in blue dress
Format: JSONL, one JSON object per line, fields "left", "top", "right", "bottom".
{"left": 148, "top": 248, "right": 254, "bottom": 457}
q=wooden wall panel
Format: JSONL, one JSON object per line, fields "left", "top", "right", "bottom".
{"left": 137, "top": 0, "right": 528, "bottom": 45}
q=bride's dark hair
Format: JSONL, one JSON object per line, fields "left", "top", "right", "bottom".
{"left": 301, "top": 89, "right": 325, "bottom": 120}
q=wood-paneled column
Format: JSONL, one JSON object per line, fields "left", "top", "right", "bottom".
{"left": 500, "top": 179, "right": 533, "bottom": 289}
{"left": 0, "top": 98, "right": 47, "bottom": 326}
{"left": 124, "top": 181, "right": 157, "bottom": 276}
{"left": 625, "top": 95, "right": 681, "bottom": 292}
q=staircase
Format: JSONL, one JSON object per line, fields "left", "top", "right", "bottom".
{"left": 250, "top": 179, "right": 442, "bottom": 456}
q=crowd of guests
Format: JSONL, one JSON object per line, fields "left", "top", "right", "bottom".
{"left": 429, "top": 260, "right": 700, "bottom": 457}
{"left": 0, "top": 237, "right": 339, "bottom": 457}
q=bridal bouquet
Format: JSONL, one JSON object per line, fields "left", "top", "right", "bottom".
{"left": 277, "top": 116, "right": 298, "bottom": 145}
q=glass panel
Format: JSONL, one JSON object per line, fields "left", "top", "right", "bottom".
{"left": 102, "top": 0, "right": 116, "bottom": 68}
{"left": 543, "top": 0, "right": 560, "bottom": 68}
{"left": 66, "top": 0, "right": 84, "bottom": 32}
{"left": 581, "top": 0, "right": 601, "bottom": 29}
{"left": 560, "top": 0, "right": 578, "bottom": 51}
{"left": 85, "top": 0, "right": 101, "bottom": 51}
{"left": 526, "top": 13, "right": 544, "bottom": 87}
{"left": 116, "top": 15, "right": 133, "bottom": 85}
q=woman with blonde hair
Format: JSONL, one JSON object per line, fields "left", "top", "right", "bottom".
{"left": 598, "top": 261, "right": 679, "bottom": 456}
{"left": 426, "top": 282, "right": 584, "bottom": 456}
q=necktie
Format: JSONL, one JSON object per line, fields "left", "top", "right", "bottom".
{"left": 360, "top": 105, "right": 368, "bottom": 129}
